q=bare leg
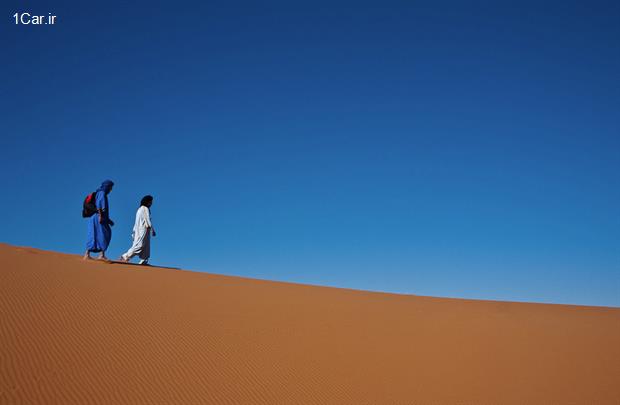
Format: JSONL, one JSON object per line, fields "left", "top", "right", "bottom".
{"left": 97, "top": 252, "right": 111, "bottom": 262}
{"left": 83, "top": 251, "right": 92, "bottom": 260}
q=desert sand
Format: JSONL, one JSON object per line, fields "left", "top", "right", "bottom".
{"left": 0, "top": 243, "right": 619, "bottom": 404}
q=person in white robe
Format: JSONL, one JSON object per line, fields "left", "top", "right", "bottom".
{"left": 120, "top": 195, "right": 156, "bottom": 265}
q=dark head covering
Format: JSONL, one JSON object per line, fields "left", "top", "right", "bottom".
{"left": 140, "top": 195, "right": 153, "bottom": 207}
{"left": 98, "top": 180, "right": 114, "bottom": 194}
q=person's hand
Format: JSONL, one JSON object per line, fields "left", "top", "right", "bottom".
{"left": 152, "top": 229, "right": 157, "bottom": 237}
{"left": 109, "top": 220, "right": 115, "bottom": 227}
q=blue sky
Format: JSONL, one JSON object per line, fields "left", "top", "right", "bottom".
{"left": 2, "top": 1, "right": 619, "bottom": 306}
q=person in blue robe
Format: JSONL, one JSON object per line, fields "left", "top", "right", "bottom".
{"left": 84, "top": 180, "right": 115, "bottom": 261}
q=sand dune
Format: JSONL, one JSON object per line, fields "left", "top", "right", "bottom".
{"left": 0, "top": 243, "right": 618, "bottom": 404}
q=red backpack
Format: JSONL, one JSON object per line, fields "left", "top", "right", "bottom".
{"left": 82, "top": 192, "right": 97, "bottom": 218}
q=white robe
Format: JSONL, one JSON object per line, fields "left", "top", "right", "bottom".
{"left": 122, "top": 206, "right": 152, "bottom": 263}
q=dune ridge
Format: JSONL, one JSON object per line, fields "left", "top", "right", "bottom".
{"left": 0, "top": 243, "right": 619, "bottom": 404}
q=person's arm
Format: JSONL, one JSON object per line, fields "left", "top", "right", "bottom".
{"left": 143, "top": 207, "right": 152, "bottom": 228}
{"left": 95, "top": 191, "right": 113, "bottom": 225}
{"left": 144, "top": 207, "right": 155, "bottom": 235}
{"left": 95, "top": 191, "right": 106, "bottom": 224}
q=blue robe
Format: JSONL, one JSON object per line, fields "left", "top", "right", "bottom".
{"left": 86, "top": 189, "right": 112, "bottom": 253}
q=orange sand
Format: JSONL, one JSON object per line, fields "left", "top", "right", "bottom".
{"left": 1, "top": 243, "right": 619, "bottom": 404}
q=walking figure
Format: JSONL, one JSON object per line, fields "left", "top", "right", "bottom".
{"left": 120, "top": 195, "right": 156, "bottom": 265}
{"left": 84, "top": 180, "right": 115, "bottom": 261}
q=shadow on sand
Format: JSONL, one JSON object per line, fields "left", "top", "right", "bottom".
{"left": 107, "top": 261, "right": 180, "bottom": 270}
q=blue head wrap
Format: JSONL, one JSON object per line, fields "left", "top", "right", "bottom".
{"left": 98, "top": 180, "right": 115, "bottom": 193}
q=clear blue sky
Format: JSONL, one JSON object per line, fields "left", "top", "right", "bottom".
{"left": 2, "top": 1, "right": 618, "bottom": 307}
